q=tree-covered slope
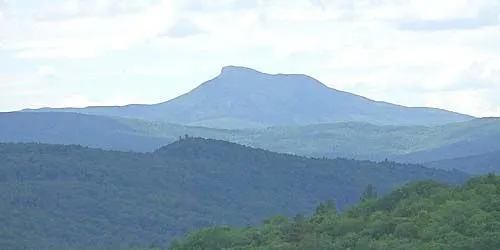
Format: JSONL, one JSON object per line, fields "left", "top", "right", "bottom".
{"left": 3, "top": 112, "right": 500, "bottom": 166}
{"left": 247, "top": 117, "right": 500, "bottom": 162}
{"left": 171, "top": 174, "right": 500, "bottom": 250}
{"left": 425, "top": 151, "right": 500, "bottom": 175}
{"left": 0, "top": 139, "right": 468, "bottom": 249}
{"left": 131, "top": 117, "right": 500, "bottom": 164}
{"left": 24, "top": 66, "right": 472, "bottom": 128}
{"left": 0, "top": 111, "right": 169, "bottom": 152}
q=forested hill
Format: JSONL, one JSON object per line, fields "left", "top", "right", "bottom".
{"left": 171, "top": 174, "right": 500, "bottom": 250}
{"left": 425, "top": 150, "right": 500, "bottom": 175}
{"left": 0, "top": 139, "right": 469, "bottom": 249}
{"left": 3, "top": 112, "right": 500, "bottom": 168}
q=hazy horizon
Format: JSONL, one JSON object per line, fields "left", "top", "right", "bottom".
{"left": 1, "top": 0, "right": 499, "bottom": 117}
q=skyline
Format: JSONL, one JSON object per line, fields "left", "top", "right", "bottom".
{"left": 1, "top": 0, "right": 500, "bottom": 117}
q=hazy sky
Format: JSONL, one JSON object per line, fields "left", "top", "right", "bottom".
{"left": 1, "top": 0, "right": 499, "bottom": 117}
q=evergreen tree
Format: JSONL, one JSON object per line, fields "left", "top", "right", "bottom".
{"left": 361, "top": 184, "right": 377, "bottom": 201}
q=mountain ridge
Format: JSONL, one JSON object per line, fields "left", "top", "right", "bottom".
{"left": 2, "top": 111, "right": 498, "bottom": 168}
{"left": 21, "top": 66, "right": 473, "bottom": 128}
{"left": 425, "top": 150, "right": 500, "bottom": 174}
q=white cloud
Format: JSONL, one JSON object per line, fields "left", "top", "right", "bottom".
{"left": 1, "top": 0, "right": 178, "bottom": 58}
{"left": 38, "top": 0, "right": 161, "bottom": 20}
{"left": 162, "top": 18, "right": 206, "bottom": 38}
{"left": 424, "top": 88, "right": 500, "bottom": 117}
{"left": 37, "top": 65, "right": 56, "bottom": 77}
{"left": 0, "top": 75, "right": 33, "bottom": 90}
{"left": 0, "top": 0, "right": 500, "bottom": 116}
{"left": 55, "top": 94, "right": 141, "bottom": 108}
{"left": 0, "top": 0, "right": 7, "bottom": 12}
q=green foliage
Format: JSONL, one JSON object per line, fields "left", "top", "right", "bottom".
{"left": 122, "top": 117, "right": 500, "bottom": 167}
{"left": 4, "top": 113, "right": 500, "bottom": 174}
{"left": 361, "top": 184, "right": 377, "bottom": 202}
{"left": 172, "top": 174, "right": 500, "bottom": 250}
{"left": 0, "top": 139, "right": 468, "bottom": 249}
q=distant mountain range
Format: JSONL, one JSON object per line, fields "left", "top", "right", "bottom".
{"left": 425, "top": 150, "right": 500, "bottom": 175}
{"left": 0, "top": 138, "right": 468, "bottom": 249}
{"left": 2, "top": 112, "right": 500, "bottom": 174}
{"left": 23, "top": 66, "right": 473, "bottom": 129}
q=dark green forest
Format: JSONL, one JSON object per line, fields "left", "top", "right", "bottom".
{"left": 0, "top": 138, "right": 468, "bottom": 249}
{"left": 171, "top": 174, "right": 500, "bottom": 250}
{"left": 4, "top": 112, "right": 500, "bottom": 171}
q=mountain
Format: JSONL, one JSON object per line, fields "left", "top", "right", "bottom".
{"left": 0, "top": 139, "right": 468, "bottom": 249}
{"left": 171, "top": 174, "right": 500, "bottom": 250}
{"left": 23, "top": 66, "right": 473, "bottom": 128}
{"left": 2, "top": 112, "right": 500, "bottom": 167}
{"left": 425, "top": 151, "right": 500, "bottom": 175}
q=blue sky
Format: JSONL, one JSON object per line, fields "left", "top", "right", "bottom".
{"left": 1, "top": 0, "right": 499, "bottom": 117}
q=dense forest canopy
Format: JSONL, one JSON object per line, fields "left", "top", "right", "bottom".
{"left": 3, "top": 112, "right": 500, "bottom": 173}
{"left": 171, "top": 174, "right": 500, "bottom": 250}
{"left": 0, "top": 138, "right": 468, "bottom": 249}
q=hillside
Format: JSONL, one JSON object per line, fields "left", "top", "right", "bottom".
{"left": 2, "top": 113, "right": 500, "bottom": 168}
{"left": 74, "top": 116, "right": 500, "bottom": 165}
{"left": 250, "top": 117, "right": 500, "bottom": 163}
{"left": 426, "top": 151, "right": 500, "bottom": 175}
{"left": 0, "top": 111, "right": 169, "bottom": 152}
{"left": 171, "top": 174, "right": 500, "bottom": 250}
{"left": 0, "top": 139, "right": 468, "bottom": 249}
{"left": 24, "top": 66, "right": 472, "bottom": 128}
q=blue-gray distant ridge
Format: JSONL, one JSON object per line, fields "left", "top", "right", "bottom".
{"left": 23, "top": 66, "right": 474, "bottom": 128}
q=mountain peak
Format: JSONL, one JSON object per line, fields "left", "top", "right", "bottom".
{"left": 24, "top": 65, "right": 474, "bottom": 128}
{"left": 219, "top": 65, "right": 267, "bottom": 77}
